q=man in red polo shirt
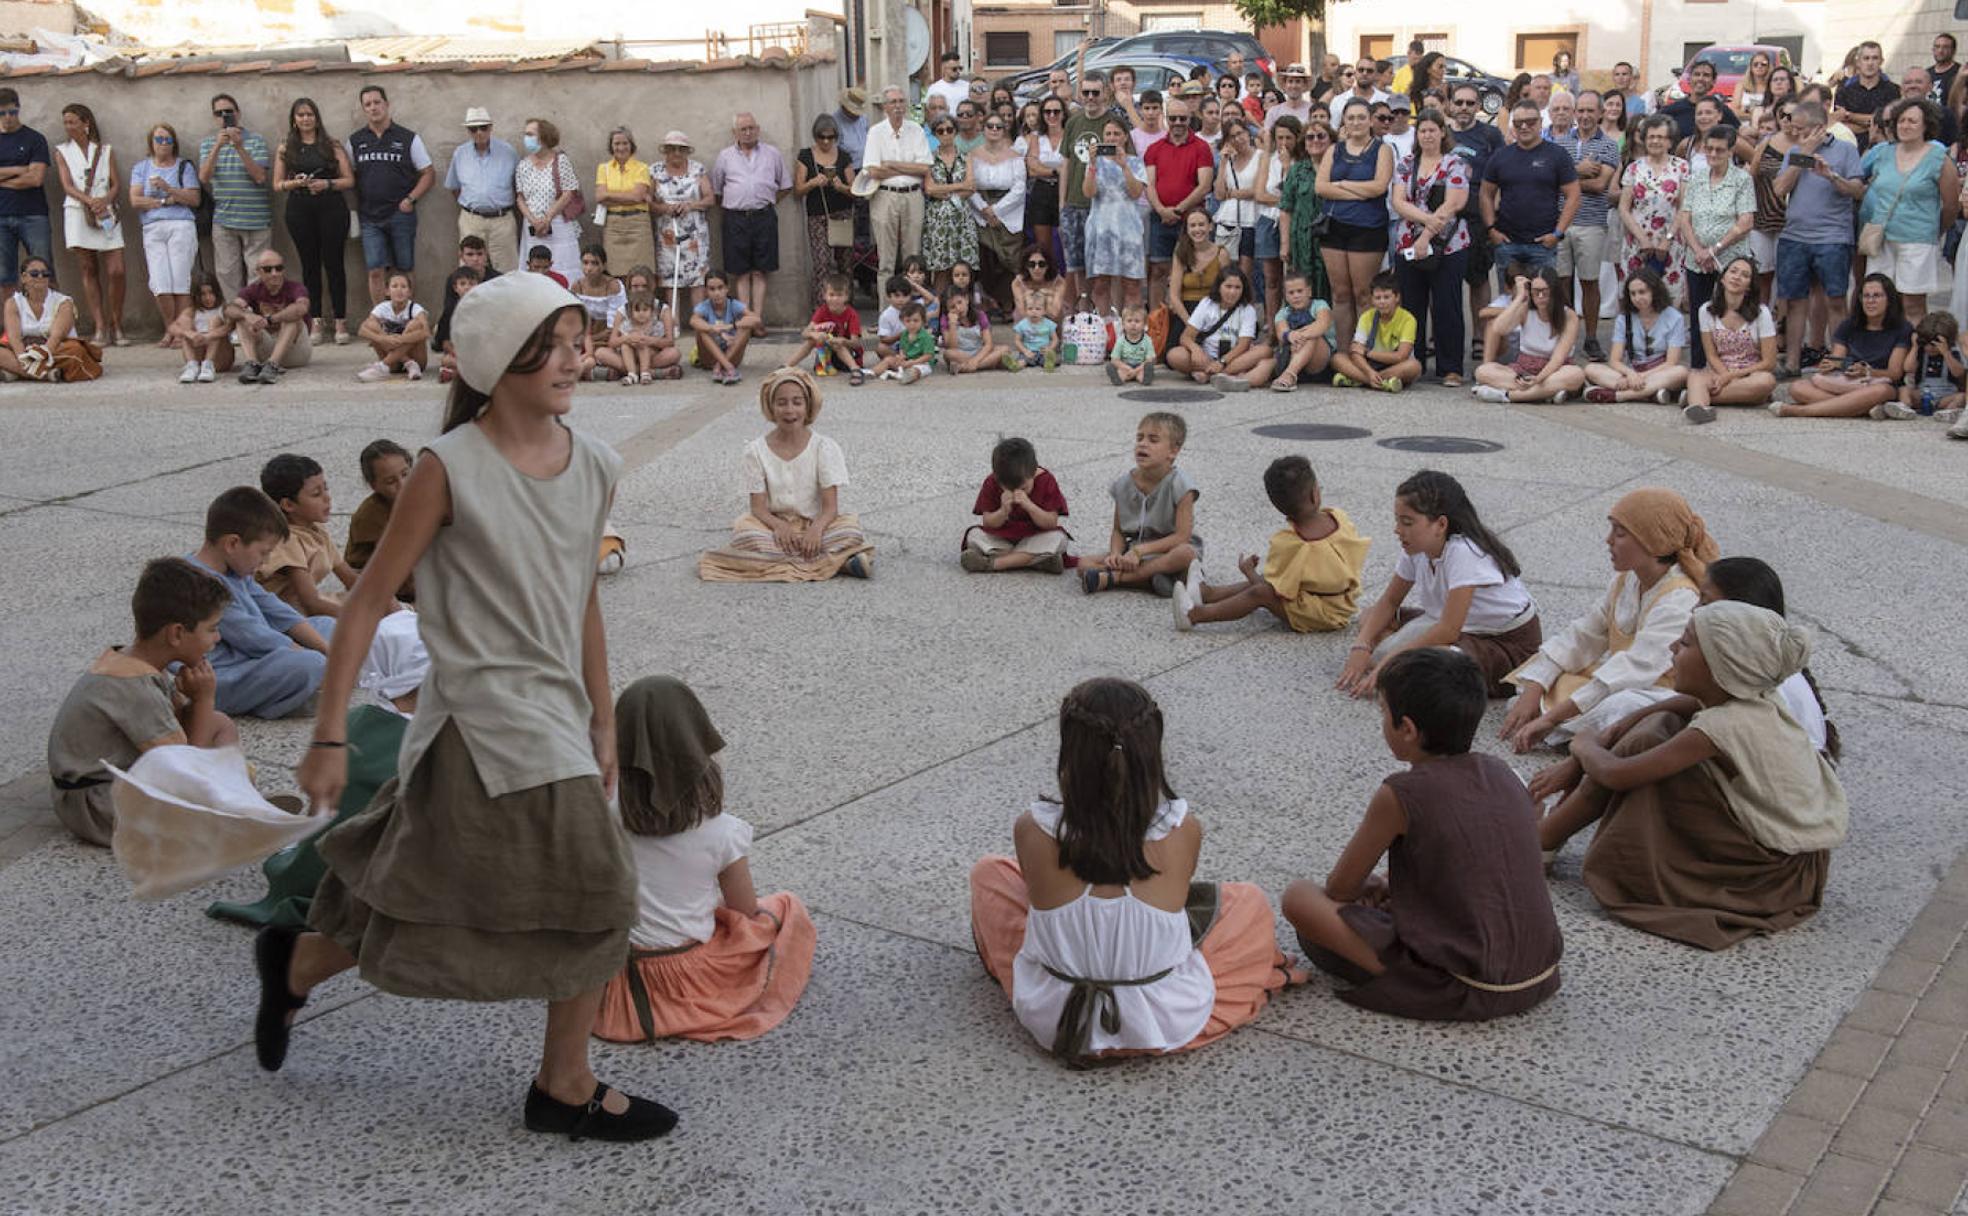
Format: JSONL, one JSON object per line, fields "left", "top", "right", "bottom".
{"left": 1143, "top": 98, "right": 1215, "bottom": 317}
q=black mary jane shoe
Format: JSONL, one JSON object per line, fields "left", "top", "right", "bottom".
{"left": 524, "top": 1083, "right": 679, "bottom": 1143}
{"left": 253, "top": 926, "right": 308, "bottom": 1072}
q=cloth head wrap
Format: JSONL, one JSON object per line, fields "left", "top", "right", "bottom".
{"left": 358, "top": 610, "right": 429, "bottom": 703}
{"left": 452, "top": 271, "right": 581, "bottom": 393}
{"left": 1609, "top": 488, "right": 1720, "bottom": 581}
{"left": 1692, "top": 601, "right": 1811, "bottom": 699}
{"left": 616, "top": 676, "right": 725, "bottom": 811}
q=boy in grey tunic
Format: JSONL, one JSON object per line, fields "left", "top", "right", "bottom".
{"left": 1081, "top": 411, "right": 1202, "bottom": 597}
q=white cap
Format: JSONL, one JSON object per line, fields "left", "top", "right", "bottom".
{"left": 452, "top": 272, "right": 581, "bottom": 393}
{"left": 463, "top": 106, "right": 492, "bottom": 127}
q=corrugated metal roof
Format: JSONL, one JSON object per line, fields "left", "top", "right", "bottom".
{"left": 346, "top": 35, "right": 601, "bottom": 64}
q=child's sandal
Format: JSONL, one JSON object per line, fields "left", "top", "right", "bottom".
{"left": 1079, "top": 568, "right": 1109, "bottom": 595}
{"left": 850, "top": 368, "right": 866, "bottom": 386}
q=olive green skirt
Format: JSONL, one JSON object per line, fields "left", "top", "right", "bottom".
{"left": 310, "top": 719, "right": 636, "bottom": 1002}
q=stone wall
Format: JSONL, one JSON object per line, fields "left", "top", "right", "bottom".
{"left": 2, "top": 51, "right": 844, "bottom": 332}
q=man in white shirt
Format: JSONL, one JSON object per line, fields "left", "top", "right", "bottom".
{"left": 1329, "top": 57, "right": 1389, "bottom": 125}
{"left": 863, "top": 86, "right": 930, "bottom": 282}
{"left": 926, "top": 52, "right": 970, "bottom": 114}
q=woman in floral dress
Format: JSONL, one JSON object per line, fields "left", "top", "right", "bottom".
{"left": 652, "top": 134, "right": 713, "bottom": 310}
{"left": 922, "top": 116, "right": 977, "bottom": 282}
{"left": 1617, "top": 115, "right": 1690, "bottom": 308}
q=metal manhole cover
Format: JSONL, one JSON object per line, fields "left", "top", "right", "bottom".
{"left": 1375, "top": 435, "right": 1506, "bottom": 454}
{"left": 1251, "top": 423, "right": 1374, "bottom": 441}
{"left": 1118, "top": 387, "right": 1221, "bottom": 403}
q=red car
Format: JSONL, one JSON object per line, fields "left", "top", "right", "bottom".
{"left": 1677, "top": 44, "right": 1798, "bottom": 103}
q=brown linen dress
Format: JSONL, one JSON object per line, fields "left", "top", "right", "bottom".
{"left": 1579, "top": 711, "right": 1830, "bottom": 951}
{"left": 1307, "top": 752, "right": 1564, "bottom": 1020}
{"left": 309, "top": 422, "right": 637, "bottom": 1002}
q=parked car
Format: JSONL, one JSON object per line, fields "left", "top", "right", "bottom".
{"left": 1095, "top": 29, "right": 1273, "bottom": 77}
{"left": 1010, "top": 55, "right": 1265, "bottom": 107}
{"left": 1676, "top": 44, "right": 1798, "bottom": 104}
{"left": 989, "top": 37, "right": 1122, "bottom": 95}
{"left": 1386, "top": 53, "right": 1510, "bottom": 115}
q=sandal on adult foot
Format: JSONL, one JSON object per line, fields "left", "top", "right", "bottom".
{"left": 524, "top": 1082, "right": 679, "bottom": 1143}
{"left": 253, "top": 926, "right": 307, "bottom": 1072}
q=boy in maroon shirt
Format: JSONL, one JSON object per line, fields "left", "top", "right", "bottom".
{"left": 785, "top": 273, "right": 866, "bottom": 383}
{"left": 960, "top": 437, "right": 1071, "bottom": 574}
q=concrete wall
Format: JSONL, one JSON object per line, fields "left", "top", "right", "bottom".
{"left": 10, "top": 54, "right": 844, "bottom": 333}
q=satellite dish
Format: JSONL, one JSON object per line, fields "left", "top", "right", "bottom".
{"left": 902, "top": 6, "right": 930, "bottom": 74}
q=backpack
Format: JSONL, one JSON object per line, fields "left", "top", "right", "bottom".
{"left": 1061, "top": 297, "right": 1110, "bottom": 365}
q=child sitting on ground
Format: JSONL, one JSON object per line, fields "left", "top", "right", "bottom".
{"left": 186, "top": 487, "right": 331, "bottom": 718}
{"left": 691, "top": 269, "right": 765, "bottom": 385}
{"left": 874, "top": 276, "right": 912, "bottom": 362}
{"left": 1285, "top": 647, "right": 1563, "bottom": 1020}
{"left": 968, "top": 677, "right": 1301, "bottom": 1065}
{"left": 1883, "top": 310, "right": 1964, "bottom": 421}
{"left": 257, "top": 453, "right": 359, "bottom": 619}
{"left": 1167, "top": 266, "right": 1271, "bottom": 391}
{"left": 1007, "top": 293, "right": 1060, "bottom": 370}
{"left": 48, "top": 557, "right": 239, "bottom": 845}
{"left": 1330, "top": 271, "right": 1422, "bottom": 392}
{"left": 171, "top": 274, "right": 233, "bottom": 384}
{"left": 1106, "top": 304, "right": 1157, "bottom": 385}
{"left": 1537, "top": 602, "right": 1848, "bottom": 950}
{"left": 432, "top": 265, "right": 481, "bottom": 384}
{"left": 525, "top": 244, "right": 568, "bottom": 288}
{"left": 610, "top": 291, "right": 683, "bottom": 384}
{"left": 346, "top": 439, "right": 414, "bottom": 602}
{"left": 207, "top": 608, "right": 423, "bottom": 928}
{"left": 786, "top": 273, "right": 865, "bottom": 384}
{"left": 1337, "top": 470, "right": 1541, "bottom": 697}
{"left": 354, "top": 271, "right": 431, "bottom": 382}
{"left": 875, "top": 301, "right": 937, "bottom": 383}
{"left": 593, "top": 676, "right": 816, "bottom": 1043}
{"left": 1266, "top": 271, "right": 1334, "bottom": 392}
{"left": 1174, "top": 456, "right": 1368, "bottom": 633}
{"left": 901, "top": 254, "right": 940, "bottom": 328}
{"left": 1082, "top": 411, "right": 1201, "bottom": 597}
{"left": 946, "top": 259, "right": 990, "bottom": 323}
{"left": 941, "top": 288, "right": 1002, "bottom": 374}
{"left": 961, "top": 437, "right": 1070, "bottom": 574}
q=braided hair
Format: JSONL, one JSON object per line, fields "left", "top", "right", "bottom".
{"left": 1050, "top": 678, "right": 1176, "bottom": 884}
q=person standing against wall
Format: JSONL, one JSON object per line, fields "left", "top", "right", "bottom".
{"left": 864, "top": 86, "right": 930, "bottom": 285}
{"left": 0, "top": 88, "right": 50, "bottom": 297}
{"left": 710, "top": 113, "right": 792, "bottom": 330}
{"left": 274, "top": 98, "right": 355, "bottom": 346}
{"left": 53, "top": 102, "right": 127, "bottom": 346}
{"left": 446, "top": 106, "right": 518, "bottom": 275}
{"left": 595, "top": 127, "right": 654, "bottom": 280}
{"left": 198, "top": 93, "right": 272, "bottom": 305}
{"left": 128, "top": 122, "right": 200, "bottom": 347}
{"left": 346, "top": 85, "right": 435, "bottom": 308}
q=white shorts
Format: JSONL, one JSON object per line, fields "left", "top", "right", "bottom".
{"left": 141, "top": 220, "right": 197, "bottom": 295}
{"left": 1876, "top": 240, "right": 1945, "bottom": 295}
{"left": 1747, "top": 229, "right": 1778, "bottom": 272}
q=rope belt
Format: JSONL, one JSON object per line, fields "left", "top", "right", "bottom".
{"left": 1451, "top": 962, "right": 1558, "bottom": 993}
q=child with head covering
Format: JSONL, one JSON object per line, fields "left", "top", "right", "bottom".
{"left": 1506, "top": 488, "right": 1718, "bottom": 755}
{"left": 209, "top": 610, "right": 425, "bottom": 929}
{"left": 1537, "top": 602, "right": 1848, "bottom": 950}
{"left": 592, "top": 676, "right": 815, "bottom": 1043}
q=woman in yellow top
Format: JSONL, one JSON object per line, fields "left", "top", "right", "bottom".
{"left": 595, "top": 126, "right": 655, "bottom": 277}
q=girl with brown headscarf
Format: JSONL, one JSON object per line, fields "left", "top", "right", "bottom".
{"left": 1504, "top": 488, "right": 1719, "bottom": 776}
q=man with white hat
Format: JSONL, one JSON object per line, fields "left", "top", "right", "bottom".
{"left": 444, "top": 106, "right": 518, "bottom": 273}
{"left": 1265, "top": 63, "right": 1316, "bottom": 131}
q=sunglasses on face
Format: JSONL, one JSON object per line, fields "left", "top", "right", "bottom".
{"left": 259, "top": 264, "right": 285, "bottom": 273}
{"left": 152, "top": 134, "right": 174, "bottom": 144}
{"left": 1513, "top": 118, "right": 1539, "bottom": 127}
{"left": 984, "top": 122, "right": 1005, "bottom": 131}
{"left": 213, "top": 109, "right": 236, "bottom": 119}
{"left": 1027, "top": 259, "right": 1048, "bottom": 267}
{"left": 466, "top": 124, "right": 490, "bottom": 133}
{"left": 22, "top": 268, "right": 48, "bottom": 278}
{"left": 0, "top": 108, "right": 18, "bottom": 117}
{"left": 1451, "top": 97, "right": 1478, "bottom": 106}
{"left": 1167, "top": 116, "right": 1190, "bottom": 125}
{"left": 1082, "top": 91, "right": 1102, "bottom": 98}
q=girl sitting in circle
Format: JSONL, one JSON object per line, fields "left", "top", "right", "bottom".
{"left": 1583, "top": 267, "right": 1689, "bottom": 403}
{"left": 968, "top": 677, "right": 1301, "bottom": 1066}
{"left": 1471, "top": 267, "right": 1586, "bottom": 404}
{"left": 592, "top": 676, "right": 815, "bottom": 1043}
{"left": 697, "top": 367, "right": 874, "bottom": 582}
{"left": 1537, "top": 602, "right": 1848, "bottom": 950}
{"left": 1682, "top": 255, "right": 1779, "bottom": 423}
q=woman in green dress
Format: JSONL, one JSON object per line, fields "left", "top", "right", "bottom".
{"left": 1274, "top": 116, "right": 1331, "bottom": 305}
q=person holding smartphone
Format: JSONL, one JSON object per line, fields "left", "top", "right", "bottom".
{"left": 1771, "top": 101, "right": 1865, "bottom": 375}
{"left": 1774, "top": 272, "right": 1912, "bottom": 418}
{"left": 198, "top": 93, "right": 273, "bottom": 304}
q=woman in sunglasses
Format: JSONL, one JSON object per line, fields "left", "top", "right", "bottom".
{"left": 970, "top": 113, "right": 1027, "bottom": 311}
{"left": 127, "top": 122, "right": 201, "bottom": 349}
{"left": 923, "top": 116, "right": 978, "bottom": 288}
{"left": 1019, "top": 98, "right": 1067, "bottom": 265}
{"left": 0, "top": 254, "right": 95, "bottom": 381}
{"left": 1012, "top": 245, "right": 1065, "bottom": 323}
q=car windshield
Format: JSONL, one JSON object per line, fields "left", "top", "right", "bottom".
{"left": 1695, "top": 49, "right": 1757, "bottom": 74}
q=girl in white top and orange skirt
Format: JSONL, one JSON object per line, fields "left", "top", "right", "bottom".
{"left": 969, "top": 677, "right": 1301, "bottom": 1065}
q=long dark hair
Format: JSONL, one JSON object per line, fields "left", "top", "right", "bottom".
{"left": 1708, "top": 256, "right": 1762, "bottom": 324}
{"left": 440, "top": 305, "right": 582, "bottom": 432}
{"left": 1850, "top": 272, "right": 1905, "bottom": 333}
{"left": 60, "top": 102, "right": 101, "bottom": 145}
{"left": 1050, "top": 678, "right": 1176, "bottom": 885}
{"left": 1529, "top": 265, "right": 1570, "bottom": 329}
{"left": 1396, "top": 469, "right": 1521, "bottom": 578}
{"left": 1620, "top": 266, "right": 1672, "bottom": 359}
{"left": 1407, "top": 52, "right": 1444, "bottom": 110}
{"left": 284, "top": 97, "right": 331, "bottom": 167}
{"left": 1704, "top": 556, "right": 1840, "bottom": 761}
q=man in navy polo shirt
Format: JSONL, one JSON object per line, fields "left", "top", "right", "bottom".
{"left": 346, "top": 85, "right": 435, "bottom": 308}
{"left": 1479, "top": 102, "right": 1579, "bottom": 281}
{"left": 0, "top": 87, "right": 51, "bottom": 294}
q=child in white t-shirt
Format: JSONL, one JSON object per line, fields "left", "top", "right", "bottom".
{"left": 592, "top": 676, "right": 815, "bottom": 1044}
{"left": 1166, "top": 267, "right": 1272, "bottom": 390}
{"left": 354, "top": 271, "right": 431, "bottom": 382}
{"left": 1337, "top": 469, "right": 1542, "bottom": 698}
{"left": 875, "top": 276, "right": 912, "bottom": 362}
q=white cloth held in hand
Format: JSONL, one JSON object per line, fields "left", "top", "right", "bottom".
{"left": 109, "top": 745, "right": 318, "bottom": 900}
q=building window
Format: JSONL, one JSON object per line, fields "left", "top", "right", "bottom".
{"left": 1054, "top": 29, "right": 1083, "bottom": 61}
{"left": 1514, "top": 32, "right": 1578, "bottom": 73}
{"left": 984, "top": 31, "right": 1030, "bottom": 67}
{"left": 1359, "top": 35, "right": 1393, "bottom": 61}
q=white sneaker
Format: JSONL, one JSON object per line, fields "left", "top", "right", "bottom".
{"left": 1171, "top": 580, "right": 1194, "bottom": 631}
{"left": 1867, "top": 403, "right": 1886, "bottom": 420}
{"left": 1682, "top": 403, "right": 1716, "bottom": 425}
{"left": 1936, "top": 407, "right": 1962, "bottom": 425}
{"left": 879, "top": 368, "right": 899, "bottom": 381}
{"left": 404, "top": 360, "right": 422, "bottom": 381}
{"left": 1549, "top": 390, "right": 1570, "bottom": 404}
{"left": 197, "top": 360, "right": 215, "bottom": 383}
{"left": 1474, "top": 385, "right": 1510, "bottom": 403}
{"left": 178, "top": 362, "right": 199, "bottom": 383}
{"left": 1767, "top": 400, "right": 1786, "bottom": 417}
{"left": 1951, "top": 414, "right": 1968, "bottom": 439}
{"left": 356, "top": 361, "right": 391, "bottom": 383}
{"left": 1881, "top": 400, "right": 1918, "bottom": 420}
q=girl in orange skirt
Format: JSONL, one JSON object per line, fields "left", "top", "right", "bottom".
{"left": 968, "top": 677, "right": 1301, "bottom": 1066}
{"left": 593, "top": 676, "right": 815, "bottom": 1043}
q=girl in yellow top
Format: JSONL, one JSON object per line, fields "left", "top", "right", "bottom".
{"left": 595, "top": 126, "right": 654, "bottom": 275}
{"left": 1175, "top": 456, "right": 1369, "bottom": 633}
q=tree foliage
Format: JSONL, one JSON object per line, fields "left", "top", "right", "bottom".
{"left": 1229, "top": 0, "right": 1340, "bottom": 30}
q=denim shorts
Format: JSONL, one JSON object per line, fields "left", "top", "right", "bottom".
{"left": 1492, "top": 240, "right": 1556, "bottom": 274}
{"left": 0, "top": 213, "right": 53, "bottom": 286}
{"left": 1060, "top": 205, "right": 1090, "bottom": 273}
{"left": 1254, "top": 215, "right": 1281, "bottom": 260}
{"left": 1147, "top": 211, "right": 1183, "bottom": 262}
{"left": 1774, "top": 238, "right": 1852, "bottom": 301}
{"left": 359, "top": 209, "right": 418, "bottom": 271}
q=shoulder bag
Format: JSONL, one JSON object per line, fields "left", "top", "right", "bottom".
{"left": 1856, "top": 146, "right": 1932, "bottom": 257}
{"left": 553, "top": 154, "right": 587, "bottom": 222}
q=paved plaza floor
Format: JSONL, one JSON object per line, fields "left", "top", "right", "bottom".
{"left": 0, "top": 341, "right": 1964, "bottom": 1215}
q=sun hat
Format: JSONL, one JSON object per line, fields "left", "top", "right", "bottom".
{"left": 452, "top": 272, "right": 582, "bottom": 394}
{"left": 462, "top": 105, "right": 492, "bottom": 127}
{"left": 1282, "top": 63, "right": 1310, "bottom": 78}
{"left": 838, "top": 86, "right": 868, "bottom": 116}
{"left": 851, "top": 172, "right": 880, "bottom": 198}
{"left": 660, "top": 129, "right": 693, "bottom": 150}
